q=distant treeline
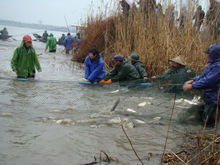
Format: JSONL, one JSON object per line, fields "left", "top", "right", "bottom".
{"left": 0, "top": 19, "right": 69, "bottom": 32}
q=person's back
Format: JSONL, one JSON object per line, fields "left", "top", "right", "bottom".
{"left": 63, "top": 33, "right": 75, "bottom": 54}
{"left": 46, "top": 34, "right": 57, "bottom": 52}
{"left": 42, "top": 31, "right": 48, "bottom": 41}
{"left": 128, "top": 53, "right": 148, "bottom": 79}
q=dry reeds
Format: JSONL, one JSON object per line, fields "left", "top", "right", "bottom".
{"left": 76, "top": 0, "right": 220, "bottom": 76}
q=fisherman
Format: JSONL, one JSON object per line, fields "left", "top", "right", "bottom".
{"left": 45, "top": 33, "right": 57, "bottom": 53}
{"left": 206, "top": 0, "right": 220, "bottom": 39}
{"left": 63, "top": 33, "right": 75, "bottom": 54}
{"left": 128, "top": 52, "right": 148, "bottom": 80}
{"left": 100, "top": 54, "right": 140, "bottom": 84}
{"left": 120, "top": 0, "right": 130, "bottom": 17}
{"left": 193, "top": 6, "right": 205, "bottom": 32}
{"left": 0, "top": 27, "right": 8, "bottom": 36}
{"left": 152, "top": 56, "right": 194, "bottom": 93}
{"left": 74, "top": 37, "right": 82, "bottom": 54}
{"left": 84, "top": 48, "right": 105, "bottom": 83}
{"left": 11, "top": 35, "right": 42, "bottom": 79}
{"left": 42, "top": 30, "right": 48, "bottom": 42}
{"left": 183, "top": 43, "right": 220, "bottom": 127}
{"left": 58, "top": 34, "right": 65, "bottom": 45}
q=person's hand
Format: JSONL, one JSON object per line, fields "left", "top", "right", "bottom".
{"left": 105, "top": 79, "right": 112, "bottom": 84}
{"left": 85, "top": 79, "right": 90, "bottom": 82}
{"left": 151, "top": 76, "right": 156, "bottom": 79}
{"left": 99, "top": 80, "right": 105, "bottom": 84}
{"left": 183, "top": 80, "right": 194, "bottom": 91}
{"left": 186, "top": 70, "right": 192, "bottom": 73}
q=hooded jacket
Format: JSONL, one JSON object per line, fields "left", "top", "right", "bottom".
{"left": 11, "top": 41, "right": 42, "bottom": 77}
{"left": 192, "top": 48, "right": 220, "bottom": 104}
{"left": 63, "top": 35, "right": 75, "bottom": 51}
{"left": 46, "top": 34, "right": 57, "bottom": 51}
{"left": 132, "top": 61, "right": 148, "bottom": 78}
{"left": 85, "top": 54, "right": 105, "bottom": 82}
{"left": 104, "top": 59, "right": 140, "bottom": 82}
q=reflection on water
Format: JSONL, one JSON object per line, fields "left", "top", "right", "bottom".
{"left": 0, "top": 32, "right": 213, "bottom": 164}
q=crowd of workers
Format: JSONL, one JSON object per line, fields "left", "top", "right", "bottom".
{"left": 120, "top": 0, "right": 220, "bottom": 39}
{"left": 41, "top": 30, "right": 82, "bottom": 54}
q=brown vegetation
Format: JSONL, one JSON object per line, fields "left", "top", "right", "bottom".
{"left": 75, "top": 1, "right": 220, "bottom": 76}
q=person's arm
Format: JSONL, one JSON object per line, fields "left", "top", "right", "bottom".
{"left": 104, "top": 67, "right": 117, "bottom": 81}
{"left": 156, "top": 69, "right": 172, "bottom": 80}
{"left": 110, "top": 65, "right": 130, "bottom": 82}
{"left": 192, "top": 66, "right": 220, "bottom": 89}
{"left": 11, "top": 48, "right": 19, "bottom": 72}
{"left": 88, "top": 62, "right": 104, "bottom": 81}
{"left": 33, "top": 50, "right": 42, "bottom": 72}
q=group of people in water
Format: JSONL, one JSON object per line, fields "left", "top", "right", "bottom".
{"left": 10, "top": 35, "right": 220, "bottom": 127}
{"left": 42, "top": 30, "right": 82, "bottom": 54}
{"left": 84, "top": 46, "right": 220, "bottom": 128}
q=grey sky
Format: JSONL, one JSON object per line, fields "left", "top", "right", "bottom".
{"left": 0, "top": 0, "right": 211, "bottom": 27}
{"left": 0, "top": 0, "right": 98, "bottom": 26}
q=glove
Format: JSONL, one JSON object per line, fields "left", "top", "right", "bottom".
{"left": 99, "top": 80, "right": 105, "bottom": 84}
{"left": 105, "top": 79, "right": 112, "bottom": 84}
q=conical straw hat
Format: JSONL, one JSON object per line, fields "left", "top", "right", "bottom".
{"left": 169, "top": 56, "right": 185, "bottom": 66}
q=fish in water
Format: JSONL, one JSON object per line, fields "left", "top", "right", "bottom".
{"left": 126, "top": 108, "right": 137, "bottom": 113}
{"left": 0, "top": 112, "right": 13, "bottom": 117}
{"left": 125, "top": 122, "right": 135, "bottom": 128}
{"left": 153, "top": 117, "right": 161, "bottom": 120}
{"left": 138, "top": 102, "right": 147, "bottom": 107}
{"left": 110, "top": 89, "right": 119, "bottom": 94}
{"left": 133, "top": 119, "right": 146, "bottom": 124}
{"left": 56, "top": 119, "right": 74, "bottom": 125}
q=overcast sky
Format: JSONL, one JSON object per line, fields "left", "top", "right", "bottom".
{"left": 0, "top": 0, "right": 210, "bottom": 27}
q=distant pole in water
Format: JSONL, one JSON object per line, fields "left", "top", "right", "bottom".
{"left": 64, "top": 16, "right": 70, "bottom": 33}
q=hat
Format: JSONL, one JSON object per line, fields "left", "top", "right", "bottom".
{"left": 128, "top": 52, "right": 139, "bottom": 62}
{"left": 112, "top": 54, "right": 124, "bottom": 61}
{"left": 169, "top": 56, "right": 185, "bottom": 66}
{"left": 204, "top": 43, "right": 220, "bottom": 56}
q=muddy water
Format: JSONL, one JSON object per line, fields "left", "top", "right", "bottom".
{"left": 0, "top": 27, "right": 215, "bottom": 165}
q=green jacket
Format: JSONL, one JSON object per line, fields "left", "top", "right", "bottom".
{"left": 11, "top": 41, "right": 42, "bottom": 77}
{"left": 133, "top": 61, "right": 148, "bottom": 78}
{"left": 46, "top": 36, "right": 57, "bottom": 51}
{"left": 156, "top": 65, "right": 195, "bottom": 93}
{"left": 104, "top": 59, "right": 140, "bottom": 82}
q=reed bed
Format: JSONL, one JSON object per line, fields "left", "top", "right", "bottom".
{"left": 75, "top": 0, "right": 219, "bottom": 76}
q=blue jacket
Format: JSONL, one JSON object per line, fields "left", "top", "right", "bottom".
{"left": 85, "top": 54, "right": 105, "bottom": 82}
{"left": 192, "top": 51, "right": 220, "bottom": 105}
{"left": 63, "top": 35, "right": 75, "bottom": 51}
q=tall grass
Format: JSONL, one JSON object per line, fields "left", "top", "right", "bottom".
{"left": 75, "top": 0, "right": 220, "bottom": 76}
